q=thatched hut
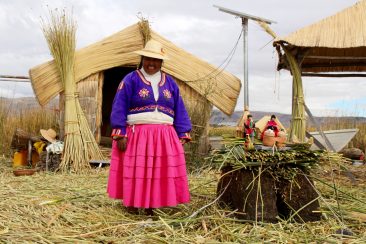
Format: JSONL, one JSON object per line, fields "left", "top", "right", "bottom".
{"left": 274, "top": 0, "right": 366, "bottom": 74}
{"left": 271, "top": 0, "right": 366, "bottom": 142}
{"left": 29, "top": 22, "right": 241, "bottom": 152}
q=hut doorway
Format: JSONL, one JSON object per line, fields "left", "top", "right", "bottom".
{"left": 101, "top": 66, "right": 135, "bottom": 144}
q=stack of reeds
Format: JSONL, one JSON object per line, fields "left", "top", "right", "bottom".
{"left": 42, "top": 10, "right": 104, "bottom": 172}
{"left": 208, "top": 139, "right": 322, "bottom": 170}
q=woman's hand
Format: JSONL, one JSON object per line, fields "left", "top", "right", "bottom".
{"left": 117, "top": 137, "right": 128, "bottom": 151}
{"left": 179, "top": 138, "right": 188, "bottom": 145}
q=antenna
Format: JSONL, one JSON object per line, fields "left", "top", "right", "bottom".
{"left": 214, "top": 5, "right": 276, "bottom": 110}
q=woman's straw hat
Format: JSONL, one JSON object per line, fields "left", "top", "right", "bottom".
{"left": 40, "top": 128, "right": 57, "bottom": 143}
{"left": 134, "top": 39, "right": 169, "bottom": 60}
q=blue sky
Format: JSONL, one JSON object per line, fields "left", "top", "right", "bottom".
{"left": 0, "top": 0, "right": 365, "bottom": 117}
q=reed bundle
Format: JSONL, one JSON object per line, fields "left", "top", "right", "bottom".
{"left": 138, "top": 18, "right": 151, "bottom": 46}
{"left": 42, "top": 10, "right": 104, "bottom": 173}
{"left": 257, "top": 21, "right": 306, "bottom": 142}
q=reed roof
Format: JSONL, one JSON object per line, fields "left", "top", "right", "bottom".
{"left": 274, "top": 0, "right": 366, "bottom": 73}
{"left": 29, "top": 23, "right": 241, "bottom": 115}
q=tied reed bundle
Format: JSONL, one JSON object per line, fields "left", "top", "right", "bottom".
{"left": 257, "top": 21, "right": 306, "bottom": 142}
{"left": 137, "top": 17, "right": 151, "bottom": 46}
{"left": 42, "top": 10, "right": 104, "bottom": 172}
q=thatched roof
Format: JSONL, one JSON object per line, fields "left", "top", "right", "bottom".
{"left": 274, "top": 0, "right": 366, "bottom": 73}
{"left": 29, "top": 23, "right": 241, "bottom": 115}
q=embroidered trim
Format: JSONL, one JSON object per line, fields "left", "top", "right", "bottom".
{"left": 159, "top": 72, "right": 166, "bottom": 86}
{"left": 157, "top": 105, "right": 174, "bottom": 116}
{"left": 179, "top": 132, "right": 191, "bottom": 141}
{"left": 136, "top": 70, "right": 165, "bottom": 86}
{"left": 117, "top": 81, "right": 124, "bottom": 90}
{"left": 129, "top": 105, "right": 157, "bottom": 113}
{"left": 111, "top": 128, "right": 127, "bottom": 137}
{"left": 129, "top": 105, "right": 174, "bottom": 116}
{"left": 136, "top": 70, "right": 150, "bottom": 85}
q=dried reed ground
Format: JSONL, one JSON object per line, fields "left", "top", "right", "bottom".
{"left": 0, "top": 157, "right": 365, "bottom": 243}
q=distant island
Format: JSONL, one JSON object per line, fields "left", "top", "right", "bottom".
{"left": 210, "top": 109, "right": 366, "bottom": 128}
{"left": 2, "top": 97, "right": 365, "bottom": 128}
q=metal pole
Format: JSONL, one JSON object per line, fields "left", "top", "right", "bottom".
{"left": 242, "top": 18, "right": 249, "bottom": 109}
{"left": 27, "top": 140, "right": 33, "bottom": 167}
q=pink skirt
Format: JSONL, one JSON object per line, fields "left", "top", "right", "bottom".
{"left": 107, "top": 124, "right": 190, "bottom": 208}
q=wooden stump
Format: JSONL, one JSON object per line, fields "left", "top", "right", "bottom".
{"left": 276, "top": 172, "right": 321, "bottom": 222}
{"left": 217, "top": 166, "right": 321, "bottom": 222}
{"left": 218, "top": 167, "right": 278, "bottom": 222}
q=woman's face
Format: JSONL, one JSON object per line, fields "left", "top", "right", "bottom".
{"left": 142, "top": 56, "right": 163, "bottom": 75}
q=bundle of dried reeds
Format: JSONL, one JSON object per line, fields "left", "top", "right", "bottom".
{"left": 257, "top": 21, "right": 306, "bottom": 142}
{"left": 42, "top": 10, "right": 104, "bottom": 172}
{"left": 138, "top": 18, "right": 151, "bottom": 46}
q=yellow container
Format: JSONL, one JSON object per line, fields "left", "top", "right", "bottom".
{"left": 12, "top": 150, "right": 28, "bottom": 168}
{"left": 12, "top": 150, "right": 39, "bottom": 168}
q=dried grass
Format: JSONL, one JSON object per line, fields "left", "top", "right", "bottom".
{"left": 0, "top": 155, "right": 365, "bottom": 243}
{"left": 0, "top": 99, "right": 58, "bottom": 157}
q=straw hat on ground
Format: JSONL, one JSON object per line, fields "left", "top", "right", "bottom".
{"left": 134, "top": 39, "right": 169, "bottom": 60}
{"left": 40, "top": 128, "right": 57, "bottom": 143}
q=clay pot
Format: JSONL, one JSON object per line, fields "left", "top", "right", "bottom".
{"left": 13, "top": 168, "right": 36, "bottom": 177}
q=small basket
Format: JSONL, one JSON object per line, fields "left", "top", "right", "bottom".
{"left": 263, "top": 135, "right": 276, "bottom": 147}
{"left": 276, "top": 132, "right": 287, "bottom": 148}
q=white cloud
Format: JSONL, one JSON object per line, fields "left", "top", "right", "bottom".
{"left": 0, "top": 0, "right": 365, "bottom": 117}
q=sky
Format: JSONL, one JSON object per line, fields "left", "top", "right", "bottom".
{"left": 0, "top": 0, "right": 365, "bottom": 117}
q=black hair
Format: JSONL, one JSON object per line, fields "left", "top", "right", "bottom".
{"left": 137, "top": 57, "right": 143, "bottom": 69}
{"left": 271, "top": 114, "right": 276, "bottom": 119}
{"left": 247, "top": 114, "right": 252, "bottom": 118}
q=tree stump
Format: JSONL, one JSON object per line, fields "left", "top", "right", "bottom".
{"left": 217, "top": 166, "right": 321, "bottom": 222}
{"left": 276, "top": 172, "right": 321, "bottom": 222}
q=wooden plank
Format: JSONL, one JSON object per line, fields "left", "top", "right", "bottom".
{"left": 302, "top": 73, "right": 366, "bottom": 77}
{"left": 0, "top": 75, "right": 30, "bottom": 79}
{"left": 301, "top": 62, "right": 366, "bottom": 69}
{"left": 304, "top": 103, "right": 336, "bottom": 152}
{"left": 301, "top": 55, "right": 366, "bottom": 60}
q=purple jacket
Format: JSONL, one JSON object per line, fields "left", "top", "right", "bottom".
{"left": 110, "top": 70, "right": 192, "bottom": 139}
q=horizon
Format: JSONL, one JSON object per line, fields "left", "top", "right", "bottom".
{"left": 2, "top": 95, "right": 365, "bottom": 119}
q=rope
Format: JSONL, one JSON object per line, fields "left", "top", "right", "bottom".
{"left": 184, "top": 29, "right": 243, "bottom": 83}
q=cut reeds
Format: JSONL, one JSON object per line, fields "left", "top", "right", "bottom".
{"left": 42, "top": 9, "right": 104, "bottom": 172}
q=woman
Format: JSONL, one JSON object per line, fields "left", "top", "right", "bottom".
{"left": 107, "top": 39, "right": 192, "bottom": 215}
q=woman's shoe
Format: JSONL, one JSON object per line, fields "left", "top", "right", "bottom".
{"left": 126, "top": 206, "right": 139, "bottom": 215}
{"left": 145, "top": 208, "right": 154, "bottom": 216}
